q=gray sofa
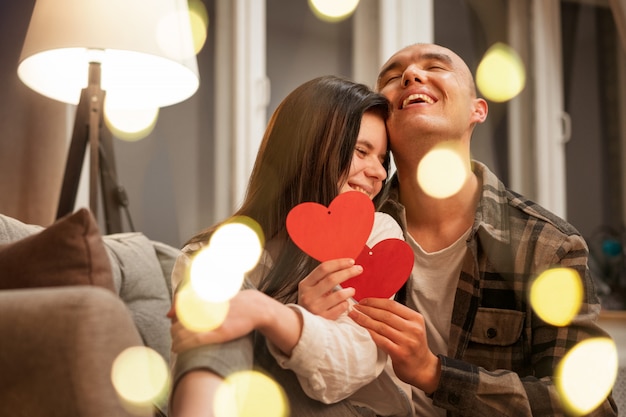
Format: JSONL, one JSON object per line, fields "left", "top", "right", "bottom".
{"left": 0, "top": 208, "right": 180, "bottom": 417}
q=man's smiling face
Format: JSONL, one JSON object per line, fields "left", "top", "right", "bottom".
{"left": 376, "top": 43, "right": 483, "bottom": 157}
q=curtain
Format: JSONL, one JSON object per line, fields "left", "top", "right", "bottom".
{"left": 0, "top": 1, "right": 68, "bottom": 226}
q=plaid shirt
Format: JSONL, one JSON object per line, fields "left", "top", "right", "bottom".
{"left": 379, "top": 161, "right": 618, "bottom": 417}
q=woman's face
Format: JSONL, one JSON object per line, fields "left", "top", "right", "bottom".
{"left": 338, "top": 112, "right": 388, "bottom": 199}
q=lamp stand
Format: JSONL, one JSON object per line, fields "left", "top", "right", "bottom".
{"left": 56, "top": 61, "right": 126, "bottom": 234}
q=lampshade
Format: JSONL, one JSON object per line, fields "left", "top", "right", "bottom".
{"left": 18, "top": 0, "right": 200, "bottom": 109}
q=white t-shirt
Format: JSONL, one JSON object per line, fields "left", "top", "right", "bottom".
{"left": 405, "top": 228, "right": 470, "bottom": 417}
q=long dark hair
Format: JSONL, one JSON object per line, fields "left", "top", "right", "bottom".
{"left": 186, "top": 75, "right": 390, "bottom": 302}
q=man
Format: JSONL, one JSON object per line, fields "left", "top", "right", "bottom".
{"left": 348, "top": 43, "right": 618, "bottom": 416}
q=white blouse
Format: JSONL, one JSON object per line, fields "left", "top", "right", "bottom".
{"left": 171, "top": 212, "right": 412, "bottom": 416}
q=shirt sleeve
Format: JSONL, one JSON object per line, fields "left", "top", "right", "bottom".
{"left": 268, "top": 305, "right": 385, "bottom": 403}
{"left": 170, "top": 243, "right": 201, "bottom": 294}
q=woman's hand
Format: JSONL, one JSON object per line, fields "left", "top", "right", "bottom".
{"left": 171, "top": 289, "right": 304, "bottom": 356}
{"left": 298, "top": 258, "right": 362, "bottom": 320}
{"left": 171, "top": 289, "right": 263, "bottom": 353}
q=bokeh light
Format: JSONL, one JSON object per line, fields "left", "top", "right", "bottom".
{"left": 156, "top": 9, "right": 197, "bottom": 61}
{"left": 175, "top": 281, "right": 230, "bottom": 332}
{"left": 214, "top": 370, "right": 289, "bottom": 417}
{"left": 111, "top": 346, "right": 170, "bottom": 410}
{"left": 104, "top": 103, "right": 159, "bottom": 141}
{"left": 476, "top": 42, "right": 526, "bottom": 103}
{"left": 308, "top": 0, "right": 360, "bottom": 23}
{"left": 188, "top": 0, "right": 209, "bottom": 54}
{"left": 417, "top": 145, "right": 467, "bottom": 199}
{"left": 556, "top": 337, "right": 618, "bottom": 415}
{"left": 529, "top": 267, "right": 583, "bottom": 326}
{"left": 190, "top": 216, "right": 264, "bottom": 302}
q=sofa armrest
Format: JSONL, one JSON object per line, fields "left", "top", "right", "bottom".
{"left": 0, "top": 286, "right": 145, "bottom": 417}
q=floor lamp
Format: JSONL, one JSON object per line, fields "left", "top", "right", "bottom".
{"left": 17, "top": 0, "right": 200, "bottom": 233}
{"left": 57, "top": 61, "right": 123, "bottom": 233}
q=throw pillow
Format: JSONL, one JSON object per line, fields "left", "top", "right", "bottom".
{"left": 0, "top": 208, "right": 114, "bottom": 291}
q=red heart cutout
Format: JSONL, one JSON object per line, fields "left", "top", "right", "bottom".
{"left": 342, "top": 238, "right": 413, "bottom": 301}
{"left": 286, "top": 191, "right": 374, "bottom": 261}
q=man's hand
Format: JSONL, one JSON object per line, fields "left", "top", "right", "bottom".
{"left": 349, "top": 297, "right": 441, "bottom": 394}
{"left": 298, "top": 258, "right": 361, "bottom": 319}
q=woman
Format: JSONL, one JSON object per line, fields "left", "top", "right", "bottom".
{"left": 169, "top": 75, "right": 411, "bottom": 417}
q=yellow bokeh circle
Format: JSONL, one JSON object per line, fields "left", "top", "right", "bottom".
{"left": 104, "top": 104, "right": 159, "bottom": 141}
{"left": 111, "top": 346, "right": 170, "bottom": 406}
{"left": 476, "top": 42, "right": 526, "bottom": 103}
{"left": 188, "top": 0, "right": 209, "bottom": 54}
{"left": 214, "top": 370, "right": 289, "bottom": 417}
{"left": 529, "top": 267, "right": 583, "bottom": 326}
{"left": 190, "top": 216, "right": 264, "bottom": 302}
{"left": 556, "top": 337, "right": 618, "bottom": 415}
{"left": 308, "top": 0, "right": 359, "bottom": 23}
{"left": 176, "top": 282, "right": 230, "bottom": 333}
{"left": 417, "top": 145, "right": 467, "bottom": 199}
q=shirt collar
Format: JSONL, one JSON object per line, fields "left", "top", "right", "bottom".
{"left": 379, "top": 160, "right": 512, "bottom": 245}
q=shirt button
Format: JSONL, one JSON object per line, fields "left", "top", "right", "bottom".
{"left": 448, "top": 392, "right": 460, "bottom": 405}
{"left": 486, "top": 327, "right": 498, "bottom": 339}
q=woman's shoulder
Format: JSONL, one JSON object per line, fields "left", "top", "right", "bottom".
{"left": 374, "top": 212, "right": 403, "bottom": 233}
{"left": 369, "top": 212, "right": 404, "bottom": 244}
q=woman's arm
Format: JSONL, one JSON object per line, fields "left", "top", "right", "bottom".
{"left": 170, "top": 259, "right": 383, "bottom": 404}
{"left": 171, "top": 289, "right": 302, "bottom": 355}
{"left": 170, "top": 370, "right": 224, "bottom": 417}
{"left": 171, "top": 258, "right": 363, "bottom": 356}
{"left": 170, "top": 213, "right": 408, "bottom": 408}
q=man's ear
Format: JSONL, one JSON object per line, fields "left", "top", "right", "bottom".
{"left": 471, "top": 97, "right": 488, "bottom": 124}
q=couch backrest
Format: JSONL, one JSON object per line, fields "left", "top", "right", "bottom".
{"left": 0, "top": 212, "right": 181, "bottom": 364}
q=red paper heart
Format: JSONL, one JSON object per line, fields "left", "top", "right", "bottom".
{"left": 342, "top": 238, "right": 413, "bottom": 301}
{"left": 286, "top": 191, "right": 375, "bottom": 261}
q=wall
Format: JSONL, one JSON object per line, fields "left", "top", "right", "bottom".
{"left": 266, "top": 0, "right": 353, "bottom": 115}
{"left": 0, "top": 1, "right": 68, "bottom": 225}
{"left": 104, "top": 0, "right": 218, "bottom": 248}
